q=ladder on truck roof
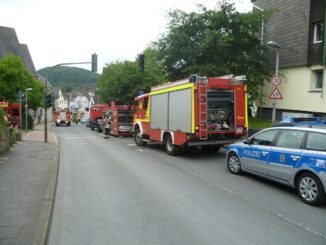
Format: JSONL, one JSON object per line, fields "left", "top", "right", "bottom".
{"left": 198, "top": 77, "right": 208, "bottom": 140}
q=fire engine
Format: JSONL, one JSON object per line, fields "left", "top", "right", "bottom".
{"left": 89, "top": 104, "right": 109, "bottom": 132}
{"left": 100, "top": 100, "right": 133, "bottom": 137}
{"left": 133, "top": 74, "right": 248, "bottom": 155}
{"left": 0, "top": 101, "right": 21, "bottom": 128}
{"left": 55, "top": 108, "right": 72, "bottom": 126}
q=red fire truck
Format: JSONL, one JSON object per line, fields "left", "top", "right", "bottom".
{"left": 89, "top": 104, "right": 109, "bottom": 131}
{"left": 0, "top": 101, "right": 21, "bottom": 128}
{"left": 55, "top": 108, "right": 72, "bottom": 126}
{"left": 100, "top": 100, "right": 133, "bottom": 137}
{"left": 8, "top": 103, "right": 21, "bottom": 127}
{"left": 133, "top": 74, "right": 248, "bottom": 155}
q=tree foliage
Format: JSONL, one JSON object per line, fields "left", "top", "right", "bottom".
{"left": 0, "top": 54, "right": 44, "bottom": 109}
{"left": 154, "top": 1, "right": 272, "bottom": 101}
{"left": 38, "top": 66, "right": 99, "bottom": 92}
{"left": 98, "top": 47, "right": 165, "bottom": 104}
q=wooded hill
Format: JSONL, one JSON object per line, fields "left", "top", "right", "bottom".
{"left": 38, "top": 66, "right": 99, "bottom": 92}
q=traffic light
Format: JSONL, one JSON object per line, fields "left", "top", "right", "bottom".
{"left": 45, "top": 94, "right": 52, "bottom": 108}
{"left": 91, "top": 53, "right": 97, "bottom": 73}
{"left": 50, "top": 93, "right": 55, "bottom": 107}
{"left": 138, "top": 54, "right": 144, "bottom": 72}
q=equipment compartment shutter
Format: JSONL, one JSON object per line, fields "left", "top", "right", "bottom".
{"left": 169, "top": 88, "right": 192, "bottom": 133}
{"left": 151, "top": 93, "right": 168, "bottom": 130}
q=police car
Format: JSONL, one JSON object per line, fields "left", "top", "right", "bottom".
{"left": 226, "top": 126, "right": 326, "bottom": 206}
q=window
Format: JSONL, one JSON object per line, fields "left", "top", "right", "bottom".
{"left": 313, "top": 22, "right": 323, "bottom": 43}
{"left": 275, "top": 130, "right": 305, "bottom": 149}
{"left": 306, "top": 132, "right": 326, "bottom": 151}
{"left": 251, "top": 129, "right": 279, "bottom": 146}
{"left": 314, "top": 70, "right": 323, "bottom": 90}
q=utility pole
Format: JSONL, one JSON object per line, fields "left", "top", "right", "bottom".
{"left": 44, "top": 55, "right": 97, "bottom": 142}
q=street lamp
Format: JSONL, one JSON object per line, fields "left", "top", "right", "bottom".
{"left": 252, "top": 4, "right": 264, "bottom": 46}
{"left": 266, "top": 41, "right": 281, "bottom": 125}
{"left": 25, "top": 88, "right": 33, "bottom": 131}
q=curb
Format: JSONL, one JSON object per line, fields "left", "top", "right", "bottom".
{"left": 32, "top": 136, "right": 60, "bottom": 245}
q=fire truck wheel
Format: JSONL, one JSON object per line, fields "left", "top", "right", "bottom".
{"left": 165, "top": 135, "right": 180, "bottom": 156}
{"left": 134, "top": 128, "right": 147, "bottom": 146}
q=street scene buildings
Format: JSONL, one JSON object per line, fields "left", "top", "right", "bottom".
{"left": 253, "top": 0, "right": 326, "bottom": 119}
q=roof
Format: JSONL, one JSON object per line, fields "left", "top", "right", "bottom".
{"left": 0, "top": 26, "right": 37, "bottom": 77}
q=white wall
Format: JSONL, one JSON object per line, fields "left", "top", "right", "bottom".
{"left": 261, "top": 66, "right": 326, "bottom": 113}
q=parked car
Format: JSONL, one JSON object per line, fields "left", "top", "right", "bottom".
{"left": 226, "top": 126, "right": 326, "bottom": 206}
{"left": 275, "top": 116, "right": 325, "bottom": 126}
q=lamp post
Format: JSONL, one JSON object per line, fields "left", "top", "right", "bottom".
{"left": 25, "top": 88, "right": 33, "bottom": 131}
{"left": 253, "top": 4, "right": 264, "bottom": 117}
{"left": 266, "top": 41, "right": 281, "bottom": 125}
{"left": 252, "top": 4, "right": 264, "bottom": 46}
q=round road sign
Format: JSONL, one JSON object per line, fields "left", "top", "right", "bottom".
{"left": 270, "top": 75, "right": 282, "bottom": 86}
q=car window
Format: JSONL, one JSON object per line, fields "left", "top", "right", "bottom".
{"left": 251, "top": 129, "right": 279, "bottom": 146}
{"left": 275, "top": 130, "right": 305, "bottom": 149}
{"left": 306, "top": 132, "right": 326, "bottom": 151}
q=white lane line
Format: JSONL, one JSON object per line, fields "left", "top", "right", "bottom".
{"left": 137, "top": 149, "right": 144, "bottom": 152}
{"left": 128, "top": 144, "right": 136, "bottom": 146}
{"left": 63, "top": 136, "right": 96, "bottom": 140}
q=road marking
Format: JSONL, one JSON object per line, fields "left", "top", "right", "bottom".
{"left": 137, "top": 148, "right": 144, "bottom": 152}
{"left": 63, "top": 136, "right": 96, "bottom": 140}
{"left": 0, "top": 157, "right": 8, "bottom": 160}
{"left": 128, "top": 144, "right": 136, "bottom": 146}
{"left": 167, "top": 161, "right": 326, "bottom": 241}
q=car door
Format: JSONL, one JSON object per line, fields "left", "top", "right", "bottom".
{"left": 300, "top": 131, "right": 326, "bottom": 172}
{"left": 267, "top": 129, "right": 305, "bottom": 182}
{"left": 241, "top": 129, "right": 279, "bottom": 175}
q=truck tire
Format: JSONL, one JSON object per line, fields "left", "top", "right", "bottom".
{"left": 165, "top": 134, "right": 180, "bottom": 156}
{"left": 134, "top": 128, "right": 146, "bottom": 146}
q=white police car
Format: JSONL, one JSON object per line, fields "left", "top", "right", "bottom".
{"left": 226, "top": 126, "right": 326, "bottom": 206}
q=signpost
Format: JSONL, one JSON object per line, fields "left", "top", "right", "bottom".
{"left": 269, "top": 87, "right": 283, "bottom": 100}
{"left": 270, "top": 75, "right": 282, "bottom": 86}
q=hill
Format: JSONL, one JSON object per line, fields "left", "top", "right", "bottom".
{"left": 38, "top": 66, "right": 100, "bottom": 92}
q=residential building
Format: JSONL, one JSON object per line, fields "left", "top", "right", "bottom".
{"left": 252, "top": 0, "right": 326, "bottom": 120}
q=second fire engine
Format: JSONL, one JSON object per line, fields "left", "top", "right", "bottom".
{"left": 133, "top": 74, "right": 248, "bottom": 155}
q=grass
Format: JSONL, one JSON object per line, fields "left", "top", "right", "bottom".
{"left": 248, "top": 117, "right": 272, "bottom": 129}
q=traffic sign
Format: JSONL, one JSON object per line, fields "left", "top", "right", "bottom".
{"left": 270, "top": 75, "right": 282, "bottom": 86}
{"left": 269, "top": 87, "right": 283, "bottom": 99}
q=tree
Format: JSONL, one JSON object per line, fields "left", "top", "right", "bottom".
{"left": 154, "top": 1, "right": 272, "bottom": 101}
{"left": 0, "top": 54, "right": 44, "bottom": 109}
{"left": 98, "top": 47, "right": 165, "bottom": 103}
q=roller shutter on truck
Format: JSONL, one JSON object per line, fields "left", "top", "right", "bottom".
{"left": 150, "top": 88, "right": 192, "bottom": 133}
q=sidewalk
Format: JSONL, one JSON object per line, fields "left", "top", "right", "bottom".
{"left": 0, "top": 124, "right": 59, "bottom": 245}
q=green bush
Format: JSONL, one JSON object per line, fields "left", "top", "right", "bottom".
{"left": 0, "top": 109, "right": 5, "bottom": 133}
{"left": 21, "top": 112, "right": 34, "bottom": 130}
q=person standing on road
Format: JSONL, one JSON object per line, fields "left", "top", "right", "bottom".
{"left": 104, "top": 115, "right": 112, "bottom": 138}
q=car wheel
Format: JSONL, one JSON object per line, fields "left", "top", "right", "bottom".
{"left": 296, "top": 172, "right": 326, "bottom": 206}
{"left": 227, "top": 153, "right": 242, "bottom": 175}
{"left": 134, "top": 128, "right": 146, "bottom": 146}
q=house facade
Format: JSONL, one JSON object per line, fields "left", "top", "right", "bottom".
{"left": 252, "top": 0, "right": 326, "bottom": 119}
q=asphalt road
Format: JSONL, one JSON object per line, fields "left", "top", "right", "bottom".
{"left": 48, "top": 124, "right": 326, "bottom": 245}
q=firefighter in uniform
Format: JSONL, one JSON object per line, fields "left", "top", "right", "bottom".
{"left": 104, "top": 115, "right": 112, "bottom": 138}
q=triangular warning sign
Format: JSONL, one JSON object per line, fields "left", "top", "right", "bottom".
{"left": 269, "top": 87, "right": 283, "bottom": 99}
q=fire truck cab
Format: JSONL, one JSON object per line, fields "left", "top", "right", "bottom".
{"left": 133, "top": 74, "right": 248, "bottom": 155}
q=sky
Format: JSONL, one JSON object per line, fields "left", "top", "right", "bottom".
{"left": 0, "top": 0, "right": 253, "bottom": 73}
